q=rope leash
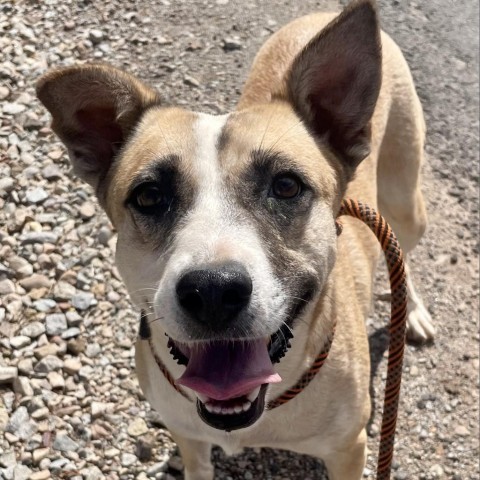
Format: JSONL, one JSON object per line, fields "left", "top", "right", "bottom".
{"left": 138, "top": 198, "right": 408, "bottom": 480}
{"left": 338, "top": 199, "right": 407, "bottom": 480}
{"left": 266, "top": 325, "right": 335, "bottom": 409}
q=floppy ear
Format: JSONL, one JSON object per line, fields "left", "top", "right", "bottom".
{"left": 286, "top": 0, "right": 382, "bottom": 171}
{"left": 36, "top": 64, "right": 161, "bottom": 190}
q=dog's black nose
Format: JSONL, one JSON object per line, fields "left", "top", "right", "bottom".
{"left": 176, "top": 263, "right": 252, "bottom": 329}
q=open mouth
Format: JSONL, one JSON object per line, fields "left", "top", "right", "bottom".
{"left": 167, "top": 326, "right": 293, "bottom": 431}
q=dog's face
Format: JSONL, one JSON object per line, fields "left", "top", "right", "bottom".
{"left": 37, "top": 0, "right": 380, "bottom": 431}
{"left": 112, "top": 104, "right": 338, "bottom": 342}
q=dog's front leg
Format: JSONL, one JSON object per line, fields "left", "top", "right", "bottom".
{"left": 170, "top": 431, "right": 214, "bottom": 480}
{"left": 321, "top": 429, "right": 368, "bottom": 480}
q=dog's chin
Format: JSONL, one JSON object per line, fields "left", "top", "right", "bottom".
{"left": 196, "top": 384, "right": 268, "bottom": 431}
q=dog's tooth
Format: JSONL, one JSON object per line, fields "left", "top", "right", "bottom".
{"left": 205, "top": 403, "right": 214, "bottom": 413}
{"left": 197, "top": 393, "right": 209, "bottom": 404}
{"left": 213, "top": 405, "right": 222, "bottom": 414}
{"left": 234, "top": 405, "right": 243, "bottom": 414}
{"left": 246, "top": 386, "right": 261, "bottom": 402}
{"left": 242, "top": 401, "right": 251, "bottom": 412}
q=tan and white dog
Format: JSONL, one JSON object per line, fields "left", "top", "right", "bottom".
{"left": 37, "top": 1, "right": 434, "bottom": 478}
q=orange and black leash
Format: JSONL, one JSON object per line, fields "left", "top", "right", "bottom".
{"left": 138, "top": 198, "right": 408, "bottom": 480}
{"left": 337, "top": 198, "right": 407, "bottom": 480}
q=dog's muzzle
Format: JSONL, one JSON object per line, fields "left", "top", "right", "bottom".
{"left": 161, "top": 262, "right": 311, "bottom": 431}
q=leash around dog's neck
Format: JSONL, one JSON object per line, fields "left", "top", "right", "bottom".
{"left": 138, "top": 198, "right": 407, "bottom": 480}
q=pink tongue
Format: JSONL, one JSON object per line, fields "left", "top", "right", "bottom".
{"left": 176, "top": 339, "right": 281, "bottom": 401}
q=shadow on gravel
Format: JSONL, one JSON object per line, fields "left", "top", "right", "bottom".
{"left": 211, "top": 445, "right": 328, "bottom": 480}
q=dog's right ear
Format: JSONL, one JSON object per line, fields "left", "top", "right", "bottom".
{"left": 36, "top": 64, "right": 161, "bottom": 190}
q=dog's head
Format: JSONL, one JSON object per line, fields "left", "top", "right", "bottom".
{"left": 37, "top": 0, "right": 381, "bottom": 431}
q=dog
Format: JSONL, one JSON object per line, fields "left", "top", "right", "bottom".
{"left": 36, "top": 1, "right": 434, "bottom": 478}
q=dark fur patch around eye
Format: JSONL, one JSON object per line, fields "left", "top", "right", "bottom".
{"left": 126, "top": 155, "right": 195, "bottom": 240}
{"left": 235, "top": 149, "right": 314, "bottom": 232}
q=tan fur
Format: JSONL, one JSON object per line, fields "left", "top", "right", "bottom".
{"left": 37, "top": 2, "right": 434, "bottom": 479}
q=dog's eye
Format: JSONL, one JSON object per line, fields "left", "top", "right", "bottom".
{"left": 271, "top": 175, "right": 302, "bottom": 199}
{"left": 132, "top": 184, "right": 164, "bottom": 210}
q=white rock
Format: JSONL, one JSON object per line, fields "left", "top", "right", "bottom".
{"left": 29, "top": 470, "right": 51, "bottom": 480}
{"left": 31, "top": 407, "right": 49, "bottom": 420}
{"left": 0, "top": 177, "right": 15, "bottom": 195}
{"left": 47, "top": 371, "right": 65, "bottom": 389}
{"left": 53, "top": 281, "right": 76, "bottom": 301}
{"left": 25, "top": 187, "right": 48, "bottom": 204}
{"left": 13, "top": 376, "right": 34, "bottom": 397}
{"left": 32, "top": 448, "right": 49, "bottom": 464}
{"left": 6, "top": 406, "right": 37, "bottom": 440}
{"left": 79, "top": 201, "right": 96, "bottom": 219}
{"left": 65, "top": 311, "right": 82, "bottom": 327}
{"left": 63, "top": 358, "right": 82, "bottom": 375}
{"left": 81, "top": 466, "right": 104, "bottom": 480}
{"left": 0, "top": 367, "right": 18, "bottom": 384}
{"left": 45, "top": 313, "right": 68, "bottom": 335}
{"left": 41, "top": 164, "right": 62, "bottom": 180}
{"left": 20, "top": 322, "right": 45, "bottom": 338}
{"left": 34, "top": 355, "right": 63, "bottom": 373}
{"left": 0, "top": 279, "right": 15, "bottom": 295}
{"left": 127, "top": 417, "right": 148, "bottom": 437}
{"left": 13, "top": 464, "right": 32, "bottom": 480}
{"left": 52, "top": 434, "right": 79, "bottom": 452}
{"left": 89, "top": 29, "right": 105, "bottom": 44}
{"left": 72, "top": 292, "right": 95, "bottom": 310}
{"left": 9, "top": 335, "right": 31, "bottom": 349}
{"left": 19, "top": 273, "right": 51, "bottom": 290}
{"left": 3, "top": 102, "right": 27, "bottom": 115}
{"left": 0, "top": 450, "right": 16, "bottom": 467}
{"left": 0, "top": 86, "right": 10, "bottom": 100}
{"left": 429, "top": 464, "right": 444, "bottom": 477}
{"left": 121, "top": 452, "right": 137, "bottom": 467}
{"left": 17, "top": 358, "right": 34, "bottom": 375}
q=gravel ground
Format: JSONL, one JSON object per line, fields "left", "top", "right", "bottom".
{"left": 0, "top": 1, "right": 478, "bottom": 479}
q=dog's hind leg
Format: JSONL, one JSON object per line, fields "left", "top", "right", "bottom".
{"left": 169, "top": 432, "right": 214, "bottom": 480}
{"left": 376, "top": 37, "right": 434, "bottom": 342}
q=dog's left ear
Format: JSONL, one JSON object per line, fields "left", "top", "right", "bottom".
{"left": 286, "top": 0, "right": 382, "bottom": 171}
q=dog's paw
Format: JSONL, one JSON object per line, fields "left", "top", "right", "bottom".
{"left": 406, "top": 294, "right": 435, "bottom": 343}
{"left": 403, "top": 262, "right": 434, "bottom": 344}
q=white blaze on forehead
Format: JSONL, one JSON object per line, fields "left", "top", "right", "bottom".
{"left": 192, "top": 112, "right": 229, "bottom": 213}
{"left": 171, "top": 111, "right": 233, "bottom": 263}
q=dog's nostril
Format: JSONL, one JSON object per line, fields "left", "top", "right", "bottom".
{"left": 222, "top": 288, "right": 248, "bottom": 309}
{"left": 178, "top": 289, "right": 204, "bottom": 315}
